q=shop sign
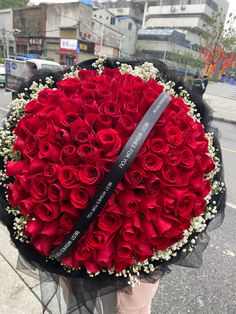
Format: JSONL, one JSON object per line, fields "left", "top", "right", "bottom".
{"left": 29, "top": 37, "right": 43, "bottom": 49}
{"left": 60, "top": 39, "right": 77, "bottom": 51}
{"left": 78, "top": 40, "right": 94, "bottom": 54}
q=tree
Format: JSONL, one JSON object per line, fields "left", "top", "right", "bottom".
{"left": 201, "top": 10, "right": 236, "bottom": 77}
{"left": 0, "top": 0, "right": 29, "bottom": 9}
{"left": 171, "top": 50, "right": 203, "bottom": 72}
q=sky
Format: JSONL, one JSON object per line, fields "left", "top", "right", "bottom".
{"left": 30, "top": 0, "right": 236, "bottom": 15}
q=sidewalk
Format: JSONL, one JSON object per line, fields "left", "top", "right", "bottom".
{"left": 0, "top": 92, "right": 235, "bottom": 314}
{"left": 204, "top": 93, "right": 236, "bottom": 124}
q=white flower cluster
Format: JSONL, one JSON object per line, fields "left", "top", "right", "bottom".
{"left": 13, "top": 216, "right": 29, "bottom": 242}
{"left": 92, "top": 56, "right": 108, "bottom": 74}
{"left": 63, "top": 68, "right": 80, "bottom": 79}
{"left": 119, "top": 62, "right": 159, "bottom": 81}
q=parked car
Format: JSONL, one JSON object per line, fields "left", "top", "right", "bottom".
{"left": 0, "top": 64, "right": 5, "bottom": 87}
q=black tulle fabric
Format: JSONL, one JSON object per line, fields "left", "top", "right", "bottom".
{"left": 0, "top": 58, "right": 226, "bottom": 314}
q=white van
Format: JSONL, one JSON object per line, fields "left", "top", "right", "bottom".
{"left": 25, "top": 59, "right": 62, "bottom": 80}
{"left": 5, "top": 58, "right": 62, "bottom": 92}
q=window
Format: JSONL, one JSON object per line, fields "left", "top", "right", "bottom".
{"left": 110, "top": 17, "right": 116, "bottom": 25}
{"left": 94, "top": 14, "right": 97, "bottom": 17}
{"left": 128, "top": 22, "right": 132, "bottom": 30}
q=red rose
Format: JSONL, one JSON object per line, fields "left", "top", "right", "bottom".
{"left": 141, "top": 197, "right": 162, "bottom": 221}
{"left": 25, "top": 99, "right": 43, "bottom": 114}
{"left": 86, "top": 231, "right": 110, "bottom": 249}
{"left": 122, "top": 101, "right": 142, "bottom": 123}
{"left": 60, "top": 145, "right": 79, "bottom": 165}
{"left": 6, "top": 160, "right": 28, "bottom": 177}
{"left": 57, "top": 77, "right": 82, "bottom": 96}
{"left": 58, "top": 112, "right": 80, "bottom": 129}
{"left": 70, "top": 186, "right": 95, "bottom": 209}
{"left": 181, "top": 147, "right": 194, "bottom": 168}
{"left": 96, "top": 241, "right": 115, "bottom": 267}
{"left": 22, "top": 135, "right": 39, "bottom": 158}
{"left": 48, "top": 183, "right": 68, "bottom": 202}
{"left": 98, "top": 212, "right": 123, "bottom": 233}
{"left": 29, "top": 158, "right": 46, "bottom": 174}
{"left": 147, "top": 137, "right": 169, "bottom": 155}
{"left": 138, "top": 86, "right": 162, "bottom": 116}
{"left": 30, "top": 177, "right": 48, "bottom": 202}
{"left": 59, "top": 213, "right": 78, "bottom": 231}
{"left": 71, "top": 120, "right": 94, "bottom": 143}
{"left": 153, "top": 215, "right": 172, "bottom": 235}
{"left": 19, "top": 198, "right": 34, "bottom": 215}
{"left": 193, "top": 197, "right": 207, "bottom": 216}
{"left": 117, "top": 190, "right": 141, "bottom": 216}
{"left": 162, "top": 165, "right": 181, "bottom": 184}
{"left": 61, "top": 203, "right": 81, "bottom": 215}
{"left": 120, "top": 219, "right": 140, "bottom": 243}
{"left": 77, "top": 143, "right": 99, "bottom": 164}
{"left": 54, "top": 126, "right": 71, "bottom": 145}
{"left": 196, "top": 154, "right": 215, "bottom": 174}
{"left": 134, "top": 241, "right": 153, "bottom": 261}
{"left": 124, "top": 164, "right": 146, "bottom": 189}
{"left": 24, "top": 217, "right": 43, "bottom": 238}
{"left": 145, "top": 175, "right": 162, "bottom": 197}
{"left": 165, "top": 148, "right": 181, "bottom": 166}
{"left": 114, "top": 242, "right": 133, "bottom": 272}
{"left": 93, "top": 113, "right": 113, "bottom": 131}
{"left": 58, "top": 166, "right": 79, "bottom": 188}
{"left": 78, "top": 164, "right": 102, "bottom": 185}
{"left": 176, "top": 193, "right": 195, "bottom": 219}
{"left": 184, "top": 129, "right": 197, "bottom": 149}
{"left": 115, "top": 114, "right": 136, "bottom": 140}
{"left": 139, "top": 153, "right": 163, "bottom": 171}
{"left": 95, "top": 129, "right": 121, "bottom": 157}
{"left": 99, "top": 101, "right": 121, "bottom": 119}
{"left": 78, "top": 69, "right": 97, "bottom": 81}
{"left": 41, "top": 219, "right": 59, "bottom": 236}
{"left": 24, "top": 115, "right": 54, "bottom": 138}
{"left": 33, "top": 235, "right": 53, "bottom": 256}
{"left": 43, "top": 163, "right": 58, "bottom": 183}
{"left": 34, "top": 202, "right": 60, "bottom": 221}
{"left": 197, "top": 179, "right": 211, "bottom": 197}
{"left": 165, "top": 125, "right": 183, "bottom": 146}
{"left": 75, "top": 240, "right": 94, "bottom": 261}
{"left": 98, "top": 157, "right": 116, "bottom": 172}
{"left": 7, "top": 180, "right": 29, "bottom": 207}
{"left": 38, "top": 140, "right": 60, "bottom": 162}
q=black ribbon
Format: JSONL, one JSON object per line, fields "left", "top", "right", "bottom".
{"left": 51, "top": 91, "right": 172, "bottom": 260}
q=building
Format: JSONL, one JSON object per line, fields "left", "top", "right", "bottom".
{"left": 13, "top": 2, "right": 93, "bottom": 62}
{"left": 0, "top": 8, "right": 16, "bottom": 58}
{"left": 93, "top": 3, "right": 139, "bottom": 58}
{"left": 101, "top": 0, "right": 145, "bottom": 23}
{"left": 142, "top": 0, "right": 229, "bottom": 45}
{"left": 92, "top": 8, "right": 122, "bottom": 57}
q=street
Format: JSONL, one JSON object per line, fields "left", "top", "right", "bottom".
{"left": 0, "top": 86, "right": 235, "bottom": 314}
{"left": 207, "top": 82, "right": 236, "bottom": 101}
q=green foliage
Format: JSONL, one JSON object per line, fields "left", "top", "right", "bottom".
{"left": 202, "top": 10, "right": 236, "bottom": 60}
{"left": 0, "top": 0, "right": 29, "bottom": 9}
{"left": 171, "top": 51, "right": 203, "bottom": 70}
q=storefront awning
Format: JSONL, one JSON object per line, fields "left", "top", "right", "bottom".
{"left": 57, "top": 48, "right": 77, "bottom": 55}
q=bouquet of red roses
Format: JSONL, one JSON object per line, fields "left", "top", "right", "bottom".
{"left": 0, "top": 61, "right": 223, "bottom": 281}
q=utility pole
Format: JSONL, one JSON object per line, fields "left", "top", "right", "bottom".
{"left": 99, "top": 22, "right": 105, "bottom": 56}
